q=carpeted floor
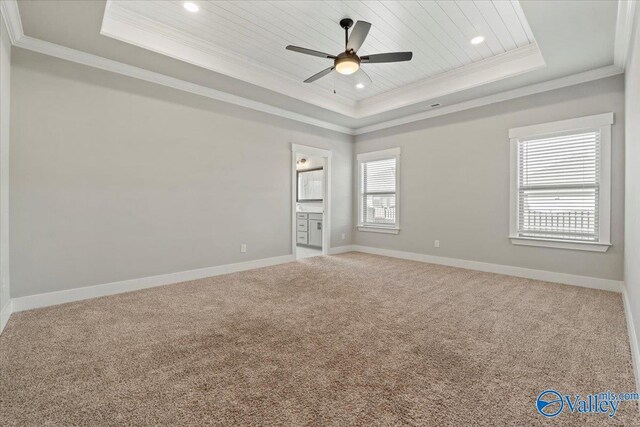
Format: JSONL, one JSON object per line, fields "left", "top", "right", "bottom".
{"left": 0, "top": 252, "right": 637, "bottom": 426}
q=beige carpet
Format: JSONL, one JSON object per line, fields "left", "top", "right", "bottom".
{"left": 0, "top": 252, "right": 637, "bottom": 426}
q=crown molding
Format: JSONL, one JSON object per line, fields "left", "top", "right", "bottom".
{"left": 101, "top": 1, "right": 357, "bottom": 117}
{"left": 6, "top": 0, "right": 548, "bottom": 124}
{"left": 1, "top": 0, "right": 353, "bottom": 135}
{"left": 356, "top": 43, "right": 546, "bottom": 118}
{"left": 4, "top": 32, "right": 625, "bottom": 139}
{"left": 0, "top": 0, "right": 23, "bottom": 45}
{"left": 614, "top": 0, "right": 638, "bottom": 69}
{"left": 354, "top": 65, "right": 624, "bottom": 135}
{"left": 14, "top": 35, "right": 354, "bottom": 135}
{"left": 0, "top": 0, "right": 628, "bottom": 138}
{"left": 101, "top": 1, "right": 547, "bottom": 120}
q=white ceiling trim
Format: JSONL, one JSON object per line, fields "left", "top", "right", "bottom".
{"left": 357, "top": 43, "right": 545, "bottom": 117}
{"left": 614, "top": 0, "right": 638, "bottom": 69}
{"left": 0, "top": 0, "right": 629, "bottom": 138}
{"left": 0, "top": 0, "right": 22, "bottom": 44}
{"left": 354, "top": 64, "right": 623, "bottom": 135}
{"left": 16, "top": 35, "right": 355, "bottom": 135}
{"left": 101, "top": 0, "right": 358, "bottom": 117}
{"left": 1, "top": 0, "right": 353, "bottom": 135}
{"left": 101, "top": 0, "right": 546, "bottom": 119}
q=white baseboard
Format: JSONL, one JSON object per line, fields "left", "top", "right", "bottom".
{"left": 349, "top": 245, "right": 623, "bottom": 293}
{"left": 623, "top": 287, "right": 640, "bottom": 396}
{"left": 0, "top": 300, "right": 12, "bottom": 335}
{"left": 11, "top": 254, "right": 295, "bottom": 313}
{"left": 3, "top": 244, "right": 624, "bottom": 327}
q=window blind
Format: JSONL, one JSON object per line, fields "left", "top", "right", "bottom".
{"left": 361, "top": 157, "right": 397, "bottom": 226}
{"left": 517, "top": 131, "right": 600, "bottom": 241}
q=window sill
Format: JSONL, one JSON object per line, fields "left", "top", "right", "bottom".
{"left": 509, "top": 236, "right": 611, "bottom": 252}
{"left": 358, "top": 226, "right": 400, "bottom": 235}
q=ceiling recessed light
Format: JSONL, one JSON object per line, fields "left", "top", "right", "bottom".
{"left": 356, "top": 83, "right": 365, "bottom": 89}
{"left": 184, "top": 2, "right": 199, "bottom": 12}
{"left": 470, "top": 36, "right": 484, "bottom": 45}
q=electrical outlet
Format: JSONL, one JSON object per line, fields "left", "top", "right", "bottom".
{"left": 341, "top": 233, "right": 346, "bottom": 240}
{"left": 434, "top": 240, "right": 440, "bottom": 248}
{"left": 240, "top": 244, "right": 247, "bottom": 253}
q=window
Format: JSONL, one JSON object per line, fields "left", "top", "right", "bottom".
{"left": 357, "top": 148, "right": 400, "bottom": 234}
{"left": 509, "top": 113, "right": 613, "bottom": 252}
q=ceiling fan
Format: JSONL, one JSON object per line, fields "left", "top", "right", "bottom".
{"left": 286, "top": 19, "right": 413, "bottom": 84}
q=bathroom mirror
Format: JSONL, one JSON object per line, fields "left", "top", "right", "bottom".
{"left": 297, "top": 168, "right": 323, "bottom": 202}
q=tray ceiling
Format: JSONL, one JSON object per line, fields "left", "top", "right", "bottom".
{"left": 101, "top": 0, "right": 545, "bottom": 118}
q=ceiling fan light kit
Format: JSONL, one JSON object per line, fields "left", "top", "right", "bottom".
{"left": 335, "top": 54, "right": 360, "bottom": 75}
{"left": 286, "top": 18, "right": 413, "bottom": 84}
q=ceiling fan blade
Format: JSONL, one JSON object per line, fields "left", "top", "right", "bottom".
{"left": 286, "top": 45, "right": 336, "bottom": 59}
{"left": 346, "top": 21, "right": 371, "bottom": 53}
{"left": 361, "top": 52, "right": 413, "bottom": 63}
{"left": 304, "top": 67, "right": 335, "bottom": 83}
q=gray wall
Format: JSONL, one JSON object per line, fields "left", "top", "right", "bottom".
{"left": 625, "top": 12, "right": 640, "bottom": 387}
{"left": 0, "top": 14, "right": 10, "bottom": 316}
{"left": 7, "top": 43, "right": 628, "bottom": 301}
{"left": 10, "top": 49, "right": 353, "bottom": 298}
{"left": 354, "top": 75, "right": 625, "bottom": 281}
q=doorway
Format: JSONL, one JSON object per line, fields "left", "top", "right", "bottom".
{"left": 291, "top": 144, "right": 331, "bottom": 259}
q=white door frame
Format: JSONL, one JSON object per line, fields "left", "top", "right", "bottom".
{"left": 291, "top": 143, "right": 332, "bottom": 258}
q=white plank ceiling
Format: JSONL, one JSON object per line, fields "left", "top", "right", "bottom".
{"left": 105, "top": 1, "right": 536, "bottom": 102}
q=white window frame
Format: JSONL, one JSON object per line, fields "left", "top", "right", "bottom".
{"left": 508, "top": 113, "right": 613, "bottom": 252}
{"left": 357, "top": 148, "right": 401, "bottom": 234}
